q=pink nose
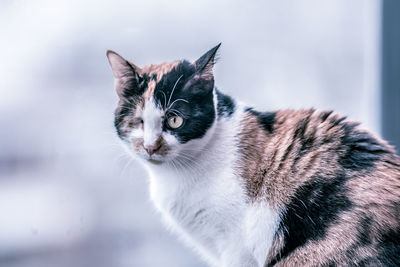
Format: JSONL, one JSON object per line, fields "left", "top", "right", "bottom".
{"left": 144, "top": 144, "right": 161, "bottom": 156}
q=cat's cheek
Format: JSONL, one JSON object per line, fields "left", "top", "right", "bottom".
{"left": 131, "top": 128, "right": 144, "bottom": 139}
{"left": 121, "top": 140, "right": 145, "bottom": 161}
{"left": 162, "top": 132, "right": 180, "bottom": 154}
{"left": 123, "top": 129, "right": 144, "bottom": 156}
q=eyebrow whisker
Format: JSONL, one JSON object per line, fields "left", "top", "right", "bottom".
{"left": 168, "top": 108, "right": 186, "bottom": 118}
{"left": 167, "top": 74, "right": 183, "bottom": 108}
{"left": 161, "top": 91, "right": 167, "bottom": 108}
{"left": 168, "top": 98, "right": 189, "bottom": 110}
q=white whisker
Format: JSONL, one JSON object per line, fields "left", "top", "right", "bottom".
{"left": 160, "top": 91, "right": 167, "bottom": 108}
{"left": 173, "top": 152, "right": 208, "bottom": 176}
{"left": 168, "top": 108, "right": 186, "bottom": 118}
{"left": 167, "top": 74, "right": 183, "bottom": 108}
{"left": 168, "top": 98, "right": 189, "bottom": 110}
{"left": 119, "top": 157, "right": 135, "bottom": 178}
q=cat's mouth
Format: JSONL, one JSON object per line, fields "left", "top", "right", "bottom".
{"left": 143, "top": 152, "right": 167, "bottom": 165}
{"left": 147, "top": 158, "right": 164, "bottom": 165}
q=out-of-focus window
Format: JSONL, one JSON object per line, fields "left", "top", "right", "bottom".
{"left": 382, "top": 0, "right": 400, "bottom": 154}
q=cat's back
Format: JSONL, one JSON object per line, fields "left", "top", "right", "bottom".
{"left": 236, "top": 108, "right": 400, "bottom": 266}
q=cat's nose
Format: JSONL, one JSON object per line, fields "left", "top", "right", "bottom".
{"left": 144, "top": 144, "right": 161, "bottom": 156}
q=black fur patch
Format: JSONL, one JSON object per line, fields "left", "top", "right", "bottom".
{"left": 320, "top": 110, "right": 334, "bottom": 122}
{"left": 356, "top": 257, "right": 382, "bottom": 266}
{"left": 153, "top": 61, "right": 216, "bottom": 143}
{"left": 356, "top": 215, "right": 373, "bottom": 246}
{"left": 114, "top": 103, "right": 129, "bottom": 138}
{"left": 216, "top": 89, "right": 235, "bottom": 118}
{"left": 194, "top": 43, "right": 221, "bottom": 71}
{"left": 121, "top": 72, "right": 149, "bottom": 99}
{"left": 272, "top": 172, "right": 352, "bottom": 263}
{"left": 344, "top": 214, "right": 400, "bottom": 266}
{"left": 377, "top": 224, "right": 400, "bottom": 265}
{"left": 245, "top": 108, "right": 276, "bottom": 133}
{"left": 339, "top": 123, "right": 390, "bottom": 171}
{"left": 288, "top": 113, "right": 317, "bottom": 169}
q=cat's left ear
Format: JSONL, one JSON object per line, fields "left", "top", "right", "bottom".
{"left": 194, "top": 43, "right": 221, "bottom": 80}
{"left": 106, "top": 50, "right": 143, "bottom": 98}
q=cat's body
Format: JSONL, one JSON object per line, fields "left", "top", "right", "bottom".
{"left": 107, "top": 44, "right": 400, "bottom": 266}
{"left": 146, "top": 101, "right": 271, "bottom": 266}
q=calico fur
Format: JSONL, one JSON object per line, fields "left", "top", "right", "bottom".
{"left": 107, "top": 45, "right": 400, "bottom": 267}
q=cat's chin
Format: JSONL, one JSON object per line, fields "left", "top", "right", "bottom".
{"left": 146, "top": 158, "right": 165, "bottom": 165}
{"left": 130, "top": 149, "right": 169, "bottom": 165}
{"left": 140, "top": 153, "right": 170, "bottom": 165}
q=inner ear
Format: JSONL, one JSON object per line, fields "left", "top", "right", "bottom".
{"left": 106, "top": 50, "right": 143, "bottom": 98}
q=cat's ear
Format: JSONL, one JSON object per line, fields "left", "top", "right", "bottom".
{"left": 106, "top": 50, "right": 142, "bottom": 98}
{"left": 194, "top": 43, "right": 221, "bottom": 80}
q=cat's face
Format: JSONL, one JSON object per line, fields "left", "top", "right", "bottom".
{"left": 107, "top": 45, "right": 220, "bottom": 164}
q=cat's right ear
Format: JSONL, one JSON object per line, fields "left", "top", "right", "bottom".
{"left": 194, "top": 43, "right": 221, "bottom": 80}
{"left": 106, "top": 50, "right": 142, "bottom": 98}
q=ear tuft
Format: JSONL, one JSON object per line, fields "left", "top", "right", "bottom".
{"left": 194, "top": 43, "right": 221, "bottom": 79}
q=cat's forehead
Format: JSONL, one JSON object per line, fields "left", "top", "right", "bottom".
{"left": 140, "top": 60, "right": 196, "bottom": 104}
{"left": 142, "top": 61, "right": 181, "bottom": 82}
{"left": 141, "top": 61, "right": 180, "bottom": 100}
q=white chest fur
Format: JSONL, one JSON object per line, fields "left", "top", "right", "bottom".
{"left": 143, "top": 112, "right": 279, "bottom": 267}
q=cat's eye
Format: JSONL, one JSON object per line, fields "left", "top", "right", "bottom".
{"left": 167, "top": 115, "right": 184, "bottom": 129}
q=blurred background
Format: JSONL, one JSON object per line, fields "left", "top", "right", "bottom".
{"left": 0, "top": 0, "right": 399, "bottom": 266}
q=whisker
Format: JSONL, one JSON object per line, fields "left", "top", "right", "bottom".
{"left": 160, "top": 91, "right": 167, "bottom": 109}
{"left": 172, "top": 157, "right": 197, "bottom": 179}
{"left": 156, "top": 90, "right": 168, "bottom": 109}
{"left": 114, "top": 113, "right": 129, "bottom": 119}
{"left": 168, "top": 109, "right": 186, "bottom": 118}
{"left": 119, "top": 157, "right": 135, "bottom": 179}
{"left": 174, "top": 152, "right": 208, "bottom": 175}
{"left": 167, "top": 74, "right": 183, "bottom": 108}
{"left": 168, "top": 98, "right": 189, "bottom": 110}
{"left": 122, "top": 97, "right": 138, "bottom": 106}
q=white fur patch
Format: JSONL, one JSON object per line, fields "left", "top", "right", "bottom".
{"left": 244, "top": 202, "right": 280, "bottom": 266}
{"left": 142, "top": 98, "right": 163, "bottom": 147}
{"left": 127, "top": 93, "right": 279, "bottom": 266}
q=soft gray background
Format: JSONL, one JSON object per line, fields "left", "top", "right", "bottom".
{"left": 0, "top": 0, "right": 381, "bottom": 266}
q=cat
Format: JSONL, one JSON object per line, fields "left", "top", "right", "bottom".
{"left": 106, "top": 44, "right": 400, "bottom": 267}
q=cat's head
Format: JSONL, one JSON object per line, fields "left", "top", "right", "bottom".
{"left": 107, "top": 44, "right": 221, "bottom": 164}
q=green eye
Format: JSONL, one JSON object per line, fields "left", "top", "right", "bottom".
{"left": 167, "top": 115, "right": 184, "bottom": 129}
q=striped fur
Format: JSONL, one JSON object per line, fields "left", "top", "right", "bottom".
{"left": 238, "top": 109, "right": 400, "bottom": 266}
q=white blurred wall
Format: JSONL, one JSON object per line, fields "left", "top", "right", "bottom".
{"left": 0, "top": 0, "right": 381, "bottom": 266}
